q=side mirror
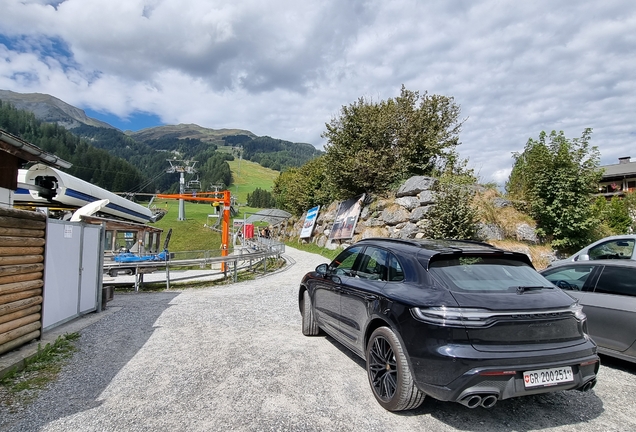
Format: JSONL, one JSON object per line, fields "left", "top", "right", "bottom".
{"left": 315, "top": 263, "right": 328, "bottom": 276}
{"left": 578, "top": 254, "right": 589, "bottom": 261}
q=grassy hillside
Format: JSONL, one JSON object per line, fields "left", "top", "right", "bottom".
{"left": 147, "top": 158, "right": 278, "bottom": 252}
{"left": 228, "top": 158, "right": 279, "bottom": 204}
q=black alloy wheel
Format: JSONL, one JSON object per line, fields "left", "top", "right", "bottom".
{"left": 366, "top": 327, "right": 425, "bottom": 411}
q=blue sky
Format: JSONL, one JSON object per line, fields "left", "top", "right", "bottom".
{"left": 84, "top": 109, "right": 163, "bottom": 132}
{"left": 1, "top": 0, "right": 636, "bottom": 184}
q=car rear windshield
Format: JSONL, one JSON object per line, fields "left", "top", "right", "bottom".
{"left": 428, "top": 255, "right": 551, "bottom": 292}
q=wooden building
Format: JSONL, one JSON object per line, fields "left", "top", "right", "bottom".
{"left": 0, "top": 129, "right": 71, "bottom": 355}
{"left": 599, "top": 156, "right": 636, "bottom": 197}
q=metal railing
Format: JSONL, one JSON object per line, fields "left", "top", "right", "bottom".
{"left": 103, "top": 240, "right": 285, "bottom": 291}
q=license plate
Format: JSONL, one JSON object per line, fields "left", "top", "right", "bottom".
{"left": 523, "top": 367, "right": 573, "bottom": 388}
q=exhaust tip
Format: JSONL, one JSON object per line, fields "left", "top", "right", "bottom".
{"left": 460, "top": 395, "right": 482, "bottom": 409}
{"left": 481, "top": 395, "right": 498, "bottom": 409}
{"left": 580, "top": 379, "right": 597, "bottom": 392}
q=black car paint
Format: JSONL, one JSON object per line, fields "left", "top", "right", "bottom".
{"left": 299, "top": 238, "right": 599, "bottom": 405}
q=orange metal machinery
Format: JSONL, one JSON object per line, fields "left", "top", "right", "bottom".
{"left": 156, "top": 190, "right": 232, "bottom": 269}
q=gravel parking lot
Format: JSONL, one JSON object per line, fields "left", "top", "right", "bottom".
{"left": 1, "top": 246, "right": 636, "bottom": 431}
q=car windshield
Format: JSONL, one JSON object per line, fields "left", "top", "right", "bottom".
{"left": 428, "top": 256, "right": 551, "bottom": 292}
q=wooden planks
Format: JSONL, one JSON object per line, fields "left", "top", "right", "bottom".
{"left": 0, "top": 207, "right": 46, "bottom": 355}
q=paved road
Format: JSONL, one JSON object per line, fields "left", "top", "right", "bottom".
{"left": 1, "top": 246, "right": 635, "bottom": 431}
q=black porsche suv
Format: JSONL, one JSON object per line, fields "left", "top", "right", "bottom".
{"left": 298, "top": 238, "right": 599, "bottom": 411}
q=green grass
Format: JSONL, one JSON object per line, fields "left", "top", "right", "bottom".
{"left": 148, "top": 159, "right": 279, "bottom": 252}
{"left": 285, "top": 241, "right": 342, "bottom": 261}
{"left": 228, "top": 159, "right": 279, "bottom": 204}
{"left": 150, "top": 200, "right": 272, "bottom": 252}
{"left": 0, "top": 333, "right": 80, "bottom": 408}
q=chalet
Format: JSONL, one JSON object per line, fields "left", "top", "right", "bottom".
{"left": 598, "top": 156, "right": 636, "bottom": 197}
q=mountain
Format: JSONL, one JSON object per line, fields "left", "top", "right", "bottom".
{"left": 0, "top": 89, "right": 114, "bottom": 130}
{"left": 0, "top": 89, "right": 323, "bottom": 176}
{"left": 128, "top": 124, "right": 256, "bottom": 146}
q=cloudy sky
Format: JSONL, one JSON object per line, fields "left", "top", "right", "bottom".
{"left": 1, "top": 0, "right": 635, "bottom": 184}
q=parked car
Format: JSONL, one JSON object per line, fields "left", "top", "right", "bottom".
{"left": 298, "top": 238, "right": 599, "bottom": 411}
{"left": 555, "top": 235, "right": 636, "bottom": 264}
{"left": 541, "top": 260, "right": 636, "bottom": 363}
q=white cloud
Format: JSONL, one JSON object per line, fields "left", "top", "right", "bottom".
{"left": 1, "top": 0, "right": 636, "bottom": 183}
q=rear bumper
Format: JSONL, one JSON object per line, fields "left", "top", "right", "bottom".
{"left": 409, "top": 342, "right": 599, "bottom": 403}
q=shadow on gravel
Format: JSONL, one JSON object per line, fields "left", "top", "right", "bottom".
{"left": 0, "top": 291, "right": 180, "bottom": 432}
{"left": 323, "top": 333, "right": 604, "bottom": 431}
{"left": 598, "top": 354, "right": 636, "bottom": 374}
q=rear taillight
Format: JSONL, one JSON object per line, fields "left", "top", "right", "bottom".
{"left": 411, "top": 303, "right": 587, "bottom": 328}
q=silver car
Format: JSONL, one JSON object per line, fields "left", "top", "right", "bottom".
{"left": 557, "top": 235, "right": 636, "bottom": 263}
{"left": 541, "top": 260, "right": 636, "bottom": 363}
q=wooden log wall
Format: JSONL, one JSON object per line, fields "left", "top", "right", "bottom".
{"left": 0, "top": 207, "right": 45, "bottom": 355}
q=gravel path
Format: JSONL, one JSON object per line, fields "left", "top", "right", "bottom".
{"left": 1, "top": 246, "right": 635, "bottom": 431}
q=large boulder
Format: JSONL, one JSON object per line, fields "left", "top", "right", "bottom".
{"left": 380, "top": 205, "right": 411, "bottom": 225}
{"left": 395, "top": 196, "right": 420, "bottom": 211}
{"left": 516, "top": 223, "right": 538, "bottom": 244}
{"left": 477, "top": 223, "right": 504, "bottom": 241}
{"left": 396, "top": 176, "right": 437, "bottom": 197}
{"left": 363, "top": 217, "right": 385, "bottom": 227}
{"left": 410, "top": 205, "right": 433, "bottom": 222}
{"left": 418, "top": 190, "right": 436, "bottom": 205}
{"left": 493, "top": 197, "right": 512, "bottom": 208}
{"left": 361, "top": 227, "right": 390, "bottom": 239}
{"left": 397, "top": 222, "right": 420, "bottom": 239}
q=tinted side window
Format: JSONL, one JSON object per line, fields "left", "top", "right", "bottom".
{"left": 542, "top": 265, "right": 595, "bottom": 291}
{"left": 357, "top": 247, "right": 389, "bottom": 281}
{"left": 589, "top": 239, "right": 635, "bottom": 260}
{"left": 593, "top": 266, "right": 636, "bottom": 297}
{"left": 330, "top": 246, "right": 363, "bottom": 275}
{"left": 388, "top": 253, "right": 404, "bottom": 282}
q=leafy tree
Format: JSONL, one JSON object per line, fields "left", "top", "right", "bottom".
{"left": 273, "top": 156, "right": 334, "bottom": 216}
{"left": 592, "top": 195, "right": 634, "bottom": 235}
{"left": 506, "top": 129, "right": 602, "bottom": 252}
{"left": 625, "top": 192, "right": 636, "bottom": 233}
{"left": 424, "top": 168, "right": 479, "bottom": 240}
{"left": 322, "top": 85, "right": 463, "bottom": 198}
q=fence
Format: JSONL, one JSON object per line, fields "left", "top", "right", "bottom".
{"left": 103, "top": 238, "right": 286, "bottom": 291}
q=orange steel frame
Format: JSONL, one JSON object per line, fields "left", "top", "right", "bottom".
{"left": 156, "top": 191, "right": 232, "bottom": 268}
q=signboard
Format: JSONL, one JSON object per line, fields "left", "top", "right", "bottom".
{"left": 300, "top": 206, "right": 320, "bottom": 238}
{"left": 329, "top": 195, "right": 364, "bottom": 240}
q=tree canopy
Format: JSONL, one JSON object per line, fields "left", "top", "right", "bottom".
{"left": 506, "top": 129, "right": 602, "bottom": 252}
{"left": 272, "top": 156, "right": 334, "bottom": 216}
{"left": 322, "top": 85, "right": 463, "bottom": 198}
{"left": 246, "top": 187, "right": 276, "bottom": 208}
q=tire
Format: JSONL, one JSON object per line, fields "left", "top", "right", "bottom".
{"left": 366, "top": 327, "right": 425, "bottom": 411}
{"left": 301, "top": 290, "right": 319, "bottom": 336}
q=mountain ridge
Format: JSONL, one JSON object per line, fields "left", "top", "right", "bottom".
{"left": 0, "top": 89, "right": 303, "bottom": 146}
{"left": 127, "top": 123, "right": 257, "bottom": 145}
{"left": 0, "top": 89, "right": 114, "bottom": 130}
